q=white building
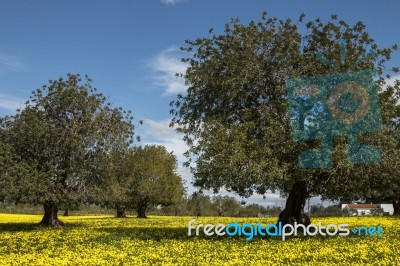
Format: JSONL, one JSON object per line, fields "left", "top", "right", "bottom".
{"left": 341, "top": 203, "right": 394, "bottom": 216}
{"left": 379, "top": 204, "right": 394, "bottom": 215}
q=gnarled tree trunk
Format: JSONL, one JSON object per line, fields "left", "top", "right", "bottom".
{"left": 116, "top": 205, "right": 127, "bottom": 218}
{"left": 277, "top": 181, "right": 311, "bottom": 226}
{"left": 136, "top": 203, "right": 147, "bottom": 218}
{"left": 40, "top": 201, "right": 64, "bottom": 226}
{"left": 393, "top": 198, "right": 400, "bottom": 215}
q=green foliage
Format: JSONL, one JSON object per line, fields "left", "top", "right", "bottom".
{"left": 372, "top": 208, "right": 384, "bottom": 216}
{"left": 238, "top": 204, "right": 260, "bottom": 217}
{"left": 212, "top": 195, "right": 241, "bottom": 217}
{"left": 348, "top": 208, "right": 359, "bottom": 216}
{"left": 0, "top": 74, "right": 136, "bottom": 209}
{"left": 159, "top": 199, "right": 189, "bottom": 216}
{"left": 310, "top": 204, "right": 341, "bottom": 216}
{"left": 111, "top": 145, "right": 185, "bottom": 217}
{"left": 259, "top": 205, "right": 283, "bottom": 217}
{"left": 187, "top": 192, "right": 217, "bottom": 216}
{"left": 96, "top": 149, "right": 133, "bottom": 215}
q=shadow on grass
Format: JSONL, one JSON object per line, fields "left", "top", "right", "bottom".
{"left": 64, "top": 216, "right": 119, "bottom": 221}
{"left": 92, "top": 226, "right": 288, "bottom": 243}
{"left": 93, "top": 226, "right": 191, "bottom": 241}
{"left": 0, "top": 221, "right": 85, "bottom": 232}
{"left": 3, "top": 216, "right": 394, "bottom": 242}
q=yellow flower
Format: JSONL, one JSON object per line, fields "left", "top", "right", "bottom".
{"left": 0, "top": 214, "right": 398, "bottom": 265}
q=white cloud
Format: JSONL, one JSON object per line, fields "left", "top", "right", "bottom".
{"left": 148, "top": 46, "right": 188, "bottom": 95}
{"left": 0, "top": 93, "right": 24, "bottom": 112}
{"left": 0, "top": 54, "right": 24, "bottom": 72}
{"left": 140, "top": 118, "right": 193, "bottom": 189}
{"left": 141, "top": 118, "right": 188, "bottom": 163}
{"left": 161, "top": 0, "right": 186, "bottom": 5}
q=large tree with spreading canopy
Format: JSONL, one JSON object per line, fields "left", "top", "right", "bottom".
{"left": 0, "top": 74, "right": 136, "bottom": 226}
{"left": 170, "top": 13, "right": 400, "bottom": 224}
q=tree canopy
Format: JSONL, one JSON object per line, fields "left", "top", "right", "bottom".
{"left": 127, "top": 145, "right": 185, "bottom": 218}
{"left": 170, "top": 13, "right": 400, "bottom": 222}
{"left": 97, "top": 145, "right": 185, "bottom": 218}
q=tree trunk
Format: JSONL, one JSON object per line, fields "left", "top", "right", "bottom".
{"left": 63, "top": 209, "right": 69, "bottom": 216}
{"left": 277, "top": 181, "right": 311, "bottom": 226}
{"left": 116, "top": 205, "right": 127, "bottom": 218}
{"left": 393, "top": 198, "right": 400, "bottom": 215}
{"left": 40, "top": 201, "right": 64, "bottom": 226}
{"left": 137, "top": 203, "right": 147, "bottom": 218}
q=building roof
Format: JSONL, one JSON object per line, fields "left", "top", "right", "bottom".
{"left": 345, "top": 204, "right": 379, "bottom": 209}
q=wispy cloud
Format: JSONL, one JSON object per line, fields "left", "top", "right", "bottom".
{"left": 0, "top": 93, "right": 24, "bottom": 113}
{"left": 141, "top": 118, "right": 187, "bottom": 162}
{"left": 0, "top": 53, "right": 25, "bottom": 72}
{"left": 161, "top": 0, "right": 187, "bottom": 5}
{"left": 140, "top": 118, "right": 192, "bottom": 189}
{"left": 148, "top": 46, "right": 188, "bottom": 95}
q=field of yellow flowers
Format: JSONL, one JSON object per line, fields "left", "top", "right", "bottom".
{"left": 0, "top": 214, "right": 399, "bottom": 265}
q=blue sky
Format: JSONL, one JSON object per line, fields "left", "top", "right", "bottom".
{"left": 1, "top": 0, "right": 399, "bottom": 206}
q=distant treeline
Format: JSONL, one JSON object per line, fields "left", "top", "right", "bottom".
{"left": 0, "top": 193, "right": 284, "bottom": 218}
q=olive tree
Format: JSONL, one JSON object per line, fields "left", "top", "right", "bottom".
{"left": 0, "top": 74, "right": 136, "bottom": 226}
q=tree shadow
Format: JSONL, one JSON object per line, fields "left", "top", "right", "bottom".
{"left": 64, "top": 216, "right": 119, "bottom": 221}
{"left": 93, "top": 226, "right": 192, "bottom": 241}
{"left": 0, "top": 221, "right": 84, "bottom": 232}
{"left": 0, "top": 222, "right": 41, "bottom": 232}
{"left": 91, "top": 225, "right": 286, "bottom": 242}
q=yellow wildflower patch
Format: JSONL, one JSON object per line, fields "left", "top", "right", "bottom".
{"left": 0, "top": 214, "right": 398, "bottom": 265}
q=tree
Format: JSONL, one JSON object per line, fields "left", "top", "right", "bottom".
{"left": 239, "top": 204, "right": 260, "bottom": 217}
{"left": 349, "top": 208, "right": 358, "bottom": 216}
{"left": 0, "top": 74, "right": 136, "bottom": 226}
{"left": 97, "top": 150, "right": 133, "bottom": 218}
{"left": 160, "top": 198, "right": 189, "bottom": 216}
{"left": 260, "top": 205, "right": 282, "bottom": 217}
{"left": 310, "top": 204, "right": 341, "bottom": 216}
{"left": 187, "top": 192, "right": 216, "bottom": 216}
{"left": 372, "top": 208, "right": 384, "bottom": 216}
{"left": 128, "top": 145, "right": 185, "bottom": 218}
{"left": 212, "top": 195, "right": 241, "bottom": 217}
{"left": 61, "top": 200, "right": 80, "bottom": 216}
{"left": 170, "top": 13, "right": 399, "bottom": 225}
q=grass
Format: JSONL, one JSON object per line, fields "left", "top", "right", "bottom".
{"left": 0, "top": 214, "right": 399, "bottom": 265}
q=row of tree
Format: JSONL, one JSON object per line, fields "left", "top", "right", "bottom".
{"left": 157, "top": 193, "right": 282, "bottom": 217}
{"left": 0, "top": 74, "right": 185, "bottom": 226}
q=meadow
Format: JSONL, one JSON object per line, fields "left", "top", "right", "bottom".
{"left": 0, "top": 214, "right": 399, "bottom": 265}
